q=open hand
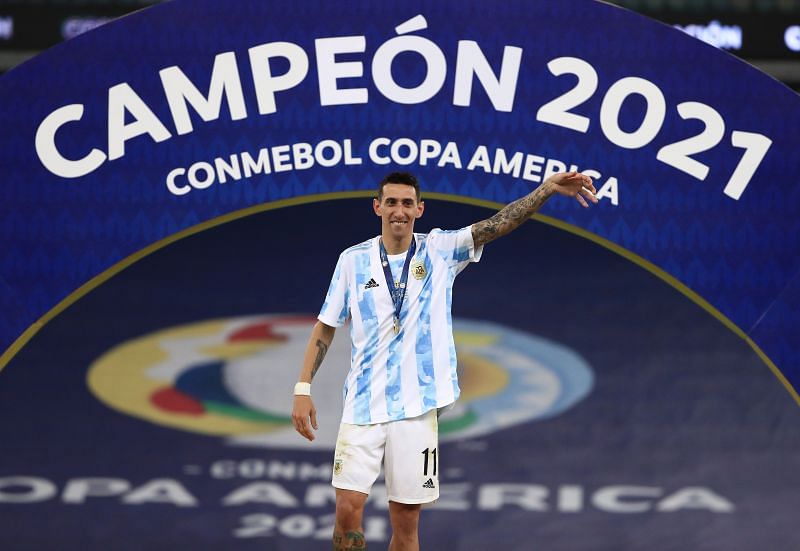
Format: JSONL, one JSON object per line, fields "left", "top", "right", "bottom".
{"left": 546, "top": 171, "right": 598, "bottom": 208}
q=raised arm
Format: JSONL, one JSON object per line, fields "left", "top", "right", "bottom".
{"left": 471, "top": 172, "right": 597, "bottom": 248}
{"left": 292, "top": 320, "right": 336, "bottom": 442}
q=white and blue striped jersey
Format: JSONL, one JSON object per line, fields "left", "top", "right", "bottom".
{"left": 318, "top": 226, "right": 483, "bottom": 425}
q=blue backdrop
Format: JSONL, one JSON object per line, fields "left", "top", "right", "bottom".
{"left": 1, "top": 1, "right": 799, "bottom": 548}
{"left": 1, "top": 0, "right": 798, "bottom": 400}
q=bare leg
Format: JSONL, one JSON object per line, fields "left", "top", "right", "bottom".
{"left": 333, "top": 488, "right": 368, "bottom": 550}
{"left": 388, "top": 501, "right": 421, "bottom": 551}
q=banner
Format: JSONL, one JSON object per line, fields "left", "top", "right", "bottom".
{"left": 1, "top": 1, "right": 799, "bottom": 548}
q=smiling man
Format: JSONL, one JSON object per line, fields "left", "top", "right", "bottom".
{"left": 292, "top": 170, "right": 596, "bottom": 550}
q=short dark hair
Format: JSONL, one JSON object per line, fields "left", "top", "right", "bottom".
{"left": 377, "top": 171, "right": 421, "bottom": 201}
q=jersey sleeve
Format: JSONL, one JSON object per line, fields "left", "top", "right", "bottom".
{"left": 426, "top": 226, "right": 484, "bottom": 275}
{"left": 318, "top": 252, "right": 350, "bottom": 327}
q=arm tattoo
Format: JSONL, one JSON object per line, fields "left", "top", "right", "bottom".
{"left": 471, "top": 183, "right": 552, "bottom": 247}
{"left": 310, "top": 339, "right": 328, "bottom": 380}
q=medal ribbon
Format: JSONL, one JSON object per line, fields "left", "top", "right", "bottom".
{"left": 378, "top": 236, "right": 416, "bottom": 333}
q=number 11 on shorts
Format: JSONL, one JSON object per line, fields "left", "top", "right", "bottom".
{"left": 421, "top": 447, "right": 437, "bottom": 476}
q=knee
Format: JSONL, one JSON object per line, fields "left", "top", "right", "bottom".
{"left": 336, "top": 495, "right": 365, "bottom": 530}
{"left": 389, "top": 502, "right": 421, "bottom": 536}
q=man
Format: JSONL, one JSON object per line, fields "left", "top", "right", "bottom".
{"left": 292, "top": 171, "right": 597, "bottom": 550}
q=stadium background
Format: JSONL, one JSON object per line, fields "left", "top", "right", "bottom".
{"left": 1, "top": 1, "right": 799, "bottom": 549}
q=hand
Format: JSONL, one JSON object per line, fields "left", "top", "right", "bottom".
{"left": 292, "top": 395, "right": 318, "bottom": 441}
{"left": 546, "top": 171, "right": 598, "bottom": 208}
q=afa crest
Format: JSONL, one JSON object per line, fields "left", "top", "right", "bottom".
{"left": 412, "top": 260, "right": 426, "bottom": 280}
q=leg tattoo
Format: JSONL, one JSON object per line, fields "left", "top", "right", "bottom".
{"left": 333, "top": 530, "right": 366, "bottom": 550}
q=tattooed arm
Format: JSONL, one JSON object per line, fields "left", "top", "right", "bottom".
{"left": 292, "top": 321, "right": 336, "bottom": 442}
{"left": 472, "top": 172, "right": 597, "bottom": 248}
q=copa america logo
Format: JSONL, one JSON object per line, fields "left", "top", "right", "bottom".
{"left": 88, "top": 314, "right": 594, "bottom": 449}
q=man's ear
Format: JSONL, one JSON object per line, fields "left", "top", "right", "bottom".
{"left": 416, "top": 200, "right": 425, "bottom": 218}
{"left": 373, "top": 197, "right": 382, "bottom": 216}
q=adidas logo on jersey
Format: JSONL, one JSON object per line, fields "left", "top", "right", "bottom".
{"left": 422, "top": 478, "right": 436, "bottom": 489}
{"left": 364, "top": 278, "right": 379, "bottom": 289}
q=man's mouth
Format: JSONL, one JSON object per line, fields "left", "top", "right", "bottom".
{"left": 390, "top": 220, "right": 407, "bottom": 225}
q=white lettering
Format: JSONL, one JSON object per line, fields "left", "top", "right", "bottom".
{"left": 657, "top": 487, "right": 734, "bottom": 513}
{"left": 478, "top": 484, "right": 548, "bottom": 511}
{"left": 242, "top": 149, "right": 272, "bottom": 177}
{"left": 122, "top": 479, "right": 197, "bottom": 507}
{"left": 438, "top": 141, "right": 462, "bottom": 168}
{"left": 592, "top": 486, "right": 662, "bottom": 513}
{"left": 315, "top": 36, "right": 368, "bottom": 106}
{"left": 160, "top": 51, "right": 247, "bottom": 135}
{"left": 558, "top": 485, "right": 584, "bottom": 512}
{"left": 166, "top": 140, "right": 362, "bottom": 196}
{"left": 62, "top": 478, "right": 130, "bottom": 503}
{"left": 248, "top": 42, "right": 309, "bottom": 115}
{"left": 0, "top": 476, "right": 56, "bottom": 503}
{"left": 492, "top": 149, "right": 523, "bottom": 178}
{"left": 453, "top": 41, "right": 522, "bottom": 112}
{"left": 369, "top": 137, "right": 392, "bottom": 165}
{"left": 166, "top": 168, "right": 190, "bottom": 195}
{"left": 224, "top": 482, "right": 300, "bottom": 507}
{"left": 372, "top": 16, "right": 446, "bottom": 104}
{"left": 522, "top": 154, "right": 545, "bottom": 182}
{"left": 293, "top": 143, "right": 315, "bottom": 170}
{"left": 35, "top": 104, "right": 107, "bottom": 178}
{"left": 188, "top": 161, "right": 215, "bottom": 189}
{"left": 271, "top": 145, "right": 293, "bottom": 172}
{"left": 418, "top": 139, "right": 442, "bottom": 166}
{"left": 108, "top": 83, "right": 172, "bottom": 161}
{"left": 390, "top": 138, "right": 419, "bottom": 165}
{"left": 214, "top": 155, "right": 242, "bottom": 184}
{"left": 466, "top": 145, "right": 492, "bottom": 172}
{"left": 600, "top": 77, "right": 666, "bottom": 149}
{"left": 595, "top": 176, "right": 619, "bottom": 205}
{"left": 314, "top": 139, "right": 342, "bottom": 167}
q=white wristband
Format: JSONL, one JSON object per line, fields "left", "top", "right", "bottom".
{"left": 294, "top": 382, "right": 311, "bottom": 396}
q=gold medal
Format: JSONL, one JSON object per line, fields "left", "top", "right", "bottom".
{"left": 411, "top": 259, "right": 426, "bottom": 280}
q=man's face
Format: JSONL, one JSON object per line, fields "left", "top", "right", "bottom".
{"left": 373, "top": 183, "right": 424, "bottom": 239}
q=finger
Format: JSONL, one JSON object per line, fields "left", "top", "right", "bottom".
{"left": 311, "top": 408, "right": 318, "bottom": 430}
{"left": 575, "top": 193, "right": 589, "bottom": 208}
{"left": 580, "top": 186, "right": 599, "bottom": 204}
{"left": 300, "top": 418, "right": 315, "bottom": 441}
{"left": 292, "top": 415, "right": 311, "bottom": 441}
{"left": 293, "top": 418, "right": 305, "bottom": 438}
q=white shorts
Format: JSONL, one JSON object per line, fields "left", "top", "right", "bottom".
{"left": 332, "top": 409, "right": 439, "bottom": 504}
